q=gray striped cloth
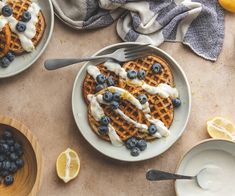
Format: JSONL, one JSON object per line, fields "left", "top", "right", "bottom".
{"left": 52, "top": 0, "right": 224, "bottom": 61}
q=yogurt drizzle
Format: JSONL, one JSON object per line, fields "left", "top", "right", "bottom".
{"left": 0, "top": 0, "right": 41, "bottom": 52}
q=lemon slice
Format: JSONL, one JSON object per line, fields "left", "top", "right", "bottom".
{"left": 207, "top": 117, "right": 235, "bottom": 141}
{"left": 56, "top": 148, "right": 80, "bottom": 183}
{"left": 219, "top": 0, "right": 235, "bottom": 13}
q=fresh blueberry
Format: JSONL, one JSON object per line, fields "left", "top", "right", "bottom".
{"left": 3, "top": 131, "right": 13, "bottom": 139}
{"left": 0, "top": 155, "right": 5, "bottom": 162}
{"left": 96, "top": 74, "right": 106, "bottom": 84}
{"left": 136, "top": 140, "right": 147, "bottom": 151}
{"left": 2, "top": 5, "right": 13, "bottom": 17}
{"left": 2, "top": 161, "right": 11, "bottom": 171}
{"left": 137, "top": 94, "right": 148, "bottom": 105}
{"left": 111, "top": 101, "right": 119, "bottom": 110}
{"left": 9, "top": 162, "right": 17, "bottom": 173}
{"left": 103, "top": 91, "right": 113, "bottom": 102}
{"left": 16, "top": 22, "right": 26, "bottom": 32}
{"left": 0, "top": 170, "right": 9, "bottom": 177}
{"left": 10, "top": 153, "right": 18, "bottom": 161}
{"left": 172, "top": 98, "right": 181, "bottom": 108}
{"left": 21, "top": 11, "right": 31, "bottom": 22}
{"left": 95, "top": 84, "right": 104, "bottom": 92}
{"left": 4, "top": 175, "right": 14, "bottom": 186}
{"left": 137, "top": 70, "right": 146, "bottom": 80}
{"left": 6, "top": 52, "right": 15, "bottom": 62}
{"left": 152, "top": 63, "right": 162, "bottom": 73}
{"left": 0, "top": 143, "right": 9, "bottom": 154}
{"left": 14, "top": 142, "right": 22, "bottom": 151}
{"left": 98, "top": 126, "right": 109, "bottom": 136}
{"left": 148, "top": 124, "right": 157, "bottom": 135}
{"left": 0, "top": 139, "right": 6, "bottom": 144}
{"left": 113, "top": 92, "right": 121, "bottom": 102}
{"left": 100, "top": 116, "right": 110, "bottom": 126}
{"left": 9, "top": 146, "right": 15, "bottom": 153}
{"left": 106, "top": 76, "right": 115, "bottom": 86}
{"left": 125, "top": 137, "right": 138, "bottom": 149}
{"left": 15, "top": 159, "right": 24, "bottom": 169}
{"left": 130, "top": 147, "right": 140, "bottom": 157}
{"left": 1, "top": 57, "right": 11, "bottom": 68}
{"left": 6, "top": 139, "right": 14, "bottom": 146}
{"left": 16, "top": 149, "right": 23, "bottom": 157}
{"left": 127, "top": 70, "right": 137, "bottom": 79}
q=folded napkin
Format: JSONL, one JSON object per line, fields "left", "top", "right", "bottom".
{"left": 52, "top": 0, "right": 224, "bottom": 61}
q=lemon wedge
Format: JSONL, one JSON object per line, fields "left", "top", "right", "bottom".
{"left": 207, "top": 117, "right": 235, "bottom": 141}
{"left": 219, "top": 0, "right": 235, "bottom": 13}
{"left": 56, "top": 148, "right": 80, "bottom": 183}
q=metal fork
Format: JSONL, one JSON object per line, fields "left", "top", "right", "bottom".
{"left": 44, "top": 44, "right": 151, "bottom": 70}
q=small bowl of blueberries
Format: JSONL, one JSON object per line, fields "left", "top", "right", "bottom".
{"left": 0, "top": 115, "right": 43, "bottom": 196}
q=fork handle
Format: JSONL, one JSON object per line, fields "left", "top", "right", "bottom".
{"left": 44, "top": 56, "right": 108, "bottom": 70}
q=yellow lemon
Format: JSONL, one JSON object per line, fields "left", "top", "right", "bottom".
{"left": 219, "top": 0, "right": 235, "bottom": 13}
{"left": 207, "top": 117, "right": 235, "bottom": 140}
{"left": 56, "top": 148, "right": 80, "bottom": 183}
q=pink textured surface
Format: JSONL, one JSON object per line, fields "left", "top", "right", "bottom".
{"left": 0, "top": 14, "right": 235, "bottom": 196}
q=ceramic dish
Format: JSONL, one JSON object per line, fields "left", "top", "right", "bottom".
{"left": 72, "top": 42, "right": 191, "bottom": 162}
{"left": 0, "top": 115, "right": 43, "bottom": 196}
{"left": 0, "top": 0, "right": 54, "bottom": 78}
{"left": 175, "top": 139, "right": 235, "bottom": 196}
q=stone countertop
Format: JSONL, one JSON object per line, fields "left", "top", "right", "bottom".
{"left": 0, "top": 13, "right": 235, "bottom": 196}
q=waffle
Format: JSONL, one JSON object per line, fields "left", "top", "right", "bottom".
{"left": 7, "top": 0, "right": 46, "bottom": 54}
{"left": 119, "top": 55, "right": 175, "bottom": 140}
{"left": 83, "top": 63, "right": 119, "bottom": 104}
{"left": 88, "top": 99, "right": 142, "bottom": 142}
{"left": 0, "top": 25, "right": 11, "bottom": 58}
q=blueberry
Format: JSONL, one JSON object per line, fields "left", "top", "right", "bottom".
{"left": 16, "top": 149, "right": 23, "bottom": 157}
{"left": 4, "top": 175, "right": 14, "bottom": 186}
{"left": 172, "top": 98, "right": 181, "bottom": 108}
{"left": 15, "top": 159, "right": 24, "bottom": 169}
{"left": 103, "top": 91, "right": 113, "bottom": 102}
{"left": 9, "top": 146, "right": 15, "bottom": 153}
{"left": 130, "top": 147, "right": 140, "bottom": 157}
{"left": 2, "top": 161, "right": 11, "bottom": 171}
{"left": 98, "top": 126, "right": 109, "bottom": 136}
{"left": 152, "top": 63, "right": 162, "bottom": 73}
{"left": 0, "top": 170, "right": 9, "bottom": 177}
{"left": 1, "top": 57, "right": 11, "bottom": 68}
{"left": 0, "top": 155, "right": 5, "bottom": 162}
{"left": 136, "top": 140, "right": 147, "bottom": 151}
{"left": 16, "top": 22, "right": 26, "bottom": 32}
{"left": 113, "top": 92, "right": 121, "bottom": 102}
{"left": 3, "top": 131, "right": 13, "bottom": 139}
{"left": 96, "top": 74, "right": 106, "bottom": 84}
{"left": 111, "top": 101, "right": 119, "bottom": 110}
{"left": 6, "top": 52, "right": 15, "bottom": 62}
{"left": 125, "top": 137, "right": 138, "bottom": 149}
{"left": 106, "top": 76, "right": 115, "bottom": 86}
{"left": 14, "top": 142, "right": 22, "bottom": 151}
{"left": 137, "top": 70, "right": 146, "bottom": 80}
{"left": 10, "top": 153, "right": 18, "bottom": 161}
{"left": 21, "top": 11, "right": 31, "bottom": 22}
{"left": 148, "top": 124, "right": 157, "bottom": 135}
{"left": 0, "top": 139, "right": 6, "bottom": 144}
{"left": 127, "top": 70, "right": 137, "bottom": 79}
{"left": 0, "top": 143, "right": 9, "bottom": 154}
{"left": 95, "top": 84, "right": 104, "bottom": 92}
{"left": 9, "top": 162, "right": 17, "bottom": 174}
{"left": 137, "top": 94, "right": 148, "bottom": 105}
{"left": 100, "top": 116, "right": 110, "bottom": 126}
{"left": 6, "top": 139, "right": 14, "bottom": 146}
{"left": 2, "top": 5, "right": 12, "bottom": 17}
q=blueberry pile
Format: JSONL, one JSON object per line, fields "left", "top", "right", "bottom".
{"left": 0, "top": 130, "right": 24, "bottom": 186}
{"left": 125, "top": 137, "right": 147, "bottom": 156}
{"left": 103, "top": 91, "right": 121, "bottom": 110}
{"left": 0, "top": 52, "right": 15, "bottom": 68}
{"left": 95, "top": 74, "right": 116, "bottom": 92}
{"left": 127, "top": 69, "right": 146, "bottom": 80}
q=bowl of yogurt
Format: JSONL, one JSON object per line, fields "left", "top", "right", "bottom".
{"left": 175, "top": 139, "right": 235, "bottom": 196}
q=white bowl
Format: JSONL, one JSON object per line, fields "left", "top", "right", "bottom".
{"left": 72, "top": 42, "right": 191, "bottom": 162}
{"left": 0, "top": 0, "right": 54, "bottom": 78}
{"left": 175, "top": 139, "right": 235, "bottom": 196}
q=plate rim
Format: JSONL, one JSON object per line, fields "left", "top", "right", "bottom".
{"left": 72, "top": 42, "right": 192, "bottom": 162}
{"left": 0, "top": 0, "right": 55, "bottom": 79}
{"left": 174, "top": 139, "right": 235, "bottom": 195}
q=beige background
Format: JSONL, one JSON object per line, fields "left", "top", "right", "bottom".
{"left": 0, "top": 13, "right": 235, "bottom": 196}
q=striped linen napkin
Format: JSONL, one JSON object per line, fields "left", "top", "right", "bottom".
{"left": 52, "top": 0, "right": 224, "bottom": 61}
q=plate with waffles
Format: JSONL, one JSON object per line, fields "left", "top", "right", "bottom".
{"left": 72, "top": 42, "right": 191, "bottom": 162}
{"left": 0, "top": 0, "right": 54, "bottom": 78}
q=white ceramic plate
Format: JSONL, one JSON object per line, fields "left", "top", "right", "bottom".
{"left": 0, "top": 0, "right": 54, "bottom": 78}
{"left": 72, "top": 42, "right": 191, "bottom": 162}
{"left": 175, "top": 139, "right": 235, "bottom": 196}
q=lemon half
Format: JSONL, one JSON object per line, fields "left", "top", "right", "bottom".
{"left": 207, "top": 117, "right": 235, "bottom": 141}
{"left": 56, "top": 148, "right": 80, "bottom": 183}
{"left": 219, "top": 0, "right": 235, "bottom": 13}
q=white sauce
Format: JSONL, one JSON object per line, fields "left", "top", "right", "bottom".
{"left": 87, "top": 65, "right": 101, "bottom": 81}
{"left": 176, "top": 150, "right": 235, "bottom": 196}
{"left": 0, "top": 1, "right": 41, "bottom": 52}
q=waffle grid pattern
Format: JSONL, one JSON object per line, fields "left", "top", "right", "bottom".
{"left": 0, "top": 25, "right": 11, "bottom": 57}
